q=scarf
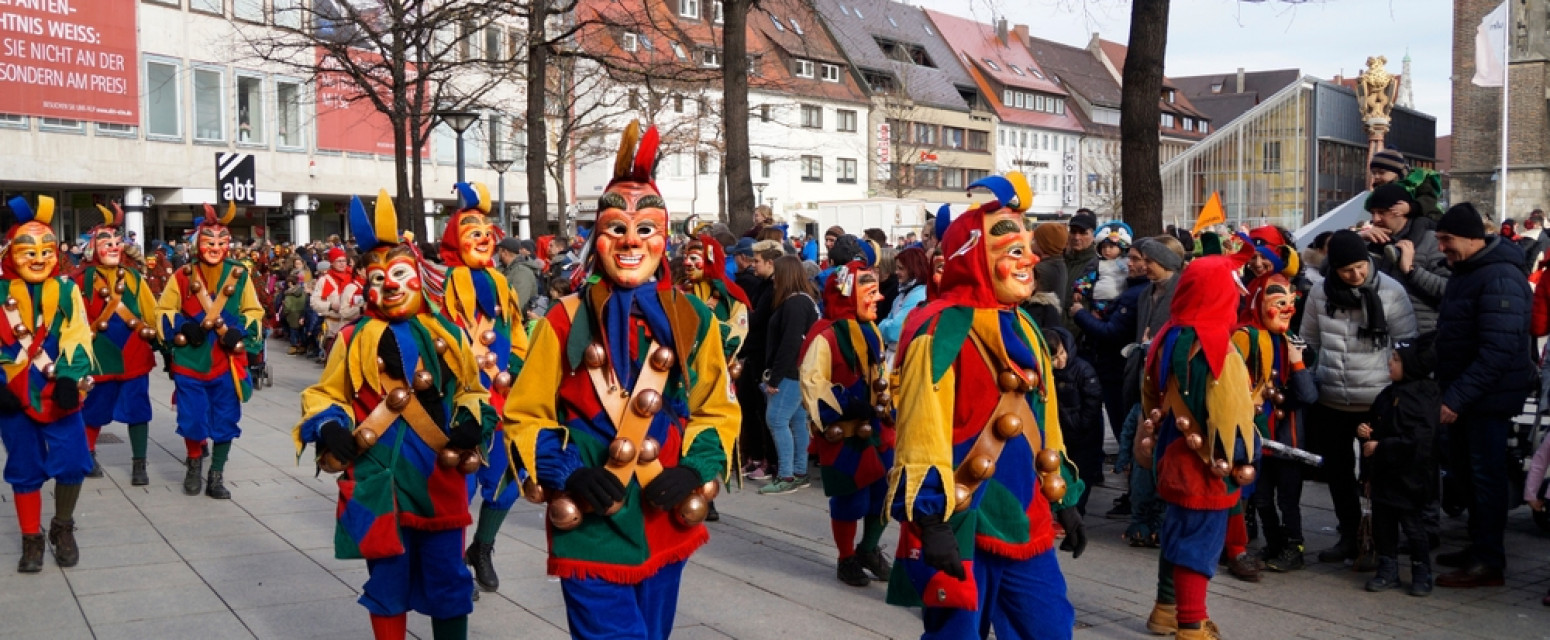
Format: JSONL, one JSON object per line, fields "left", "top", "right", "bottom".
{"left": 1322, "top": 260, "right": 1387, "bottom": 345}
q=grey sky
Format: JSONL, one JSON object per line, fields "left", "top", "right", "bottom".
{"left": 912, "top": 0, "right": 1456, "bottom": 134}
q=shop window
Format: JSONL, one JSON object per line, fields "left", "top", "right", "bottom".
{"left": 237, "top": 74, "right": 265, "bottom": 144}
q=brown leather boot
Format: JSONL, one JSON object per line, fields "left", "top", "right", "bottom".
{"left": 17, "top": 534, "right": 44, "bottom": 573}
{"left": 47, "top": 518, "right": 78, "bottom": 567}
{"left": 1227, "top": 551, "right": 1263, "bottom": 582}
{"left": 1175, "top": 620, "right": 1222, "bottom": 640}
{"left": 1146, "top": 602, "right": 1177, "bottom": 635}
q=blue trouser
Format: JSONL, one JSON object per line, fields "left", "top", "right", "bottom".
{"left": 561, "top": 560, "right": 685, "bottom": 640}
{"left": 920, "top": 550, "right": 1075, "bottom": 640}
{"left": 829, "top": 478, "right": 886, "bottom": 521}
{"left": 470, "top": 426, "right": 519, "bottom": 509}
{"left": 764, "top": 378, "right": 809, "bottom": 479}
{"left": 1122, "top": 405, "right": 1164, "bottom": 535}
{"left": 1450, "top": 414, "right": 1511, "bottom": 569}
{"left": 361, "top": 527, "right": 475, "bottom": 619}
{"left": 0, "top": 411, "right": 90, "bottom": 493}
{"left": 81, "top": 376, "right": 153, "bottom": 427}
{"left": 173, "top": 374, "right": 242, "bottom": 443}
{"left": 1159, "top": 504, "right": 1229, "bottom": 578}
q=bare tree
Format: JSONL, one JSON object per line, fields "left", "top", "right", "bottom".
{"left": 233, "top": 0, "right": 525, "bottom": 231}
{"left": 1083, "top": 135, "right": 1123, "bottom": 217}
{"left": 1119, "top": 0, "right": 1168, "bottom": 238}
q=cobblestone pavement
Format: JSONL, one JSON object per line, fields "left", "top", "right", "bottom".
{"left": 0, "top": 339, "right": 1545, "bottom": 639}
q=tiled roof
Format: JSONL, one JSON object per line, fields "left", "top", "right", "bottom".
{"left": 810, "top": 0, "right": 974, "bottom": 111}
{"left": 1024, "top": 35, "right": 1121, "bottom": 108}
{"left": 923, "top": 9, "right": 1084, "bottom": 133}
{"left": 1171, "top": 68, "right": 1301, "bottom": 126}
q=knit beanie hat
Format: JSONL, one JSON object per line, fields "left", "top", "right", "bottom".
{"left": 1325, "top": 229, "right": 1368, "bottom": 270}
{"left": 1134, "top": 237, "right": 1183, "bottom": 272}
{"left": 1033, "top": 223, "right": 1068, "bottom": 255}
{"left": 1370, "top": 149, "right": 1408, "bottom": 176}
{"left": 1393, "top": 332, "right": 1437, "bottom": 381}
{"left": 1438, "top": 203, "right": 1486, "bottom": 239}
{"left": 1364, "top": 183, "right": 1421, "bottom": 216}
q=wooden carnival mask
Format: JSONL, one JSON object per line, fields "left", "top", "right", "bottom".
{"left": 365, "top": 247, "right": 423, "bottom": 321}
{"left": 594, "top": 121, "right": 666, "bottom": 288}
{"left": 195, "top": 202, "right": 238, "bottom": 266}
{"left": 986, "top": 212, "right": 1036, "bottom": 306}
{"left": 854, "top": 269, "right": 883, "bottom": 322}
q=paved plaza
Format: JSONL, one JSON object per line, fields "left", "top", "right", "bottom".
{"left": 0, "top": 339, "right": 1545, "bottom": 639}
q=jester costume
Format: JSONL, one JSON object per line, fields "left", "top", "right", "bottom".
{"left": 432, "top": 181, "right": 530, "bottom": 593}
{"left": 296, "top": 192, "right": 496, "bottom": 640}
{"left": 1136, "top": 255, "right": 1261, "bottom": 639}
{"left": 885, "top": 174, "right": 1086, "bottom": 640}
{"left": 505, "top": 122, "right": 739, "bottom": 639}
{"left": 799, "top": 254, "right": 894, "bottom": 587}
{"left": 155, "top": 203, "right": 264, "bottom": 499}
{"left": 0, "top": 196, "right": 95, "bottom": 573}
{"left": 682, "top": 236, "right": 750, "bottom": 362}
{"left": 73, "top": 202, "right": 160, "bottom": 486}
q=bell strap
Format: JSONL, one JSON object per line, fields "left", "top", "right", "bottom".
{"left": 2, "top": 302, "right": 52, "bottom": 374}
{"left": 355, "top": 373, "right": 450, "bottom": 453}
{"left": 950, "top": 332, "right": 1043, "bottom": 512}
{"left": 184, "top": 265, "right": 244, "bottom": 337}
{"left": 560, "top": 294, "right": 667, "bottom": 488}
{"left": 1162, "top": 382, "right": 1209, "bottom": 465}
{"left": 468, "top": 316, "right": 501, "bottom": 380}
{"left": 89, "top": 272, "right": 142, "bottom": 331}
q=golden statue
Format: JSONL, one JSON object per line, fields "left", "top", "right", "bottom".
{"left": 1356, "top": 56, "right": 1399, "bottom": 122}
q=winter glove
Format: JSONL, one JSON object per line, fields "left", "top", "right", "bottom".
{"left": 179, "top": 322, "right": 207, "bottom": 348}
{"left": 1057, "top": 507, "right": 1087, "bottom": 559}
{"left": 564, "top": 466, "right": 626, "bottom": 513}
{"left": 0, "top": 385, "right": 22, "bottom": 415}
{"left": 447, "top": 418, "right": 483, "bottom": 451}
{"left": 52, "top": 377, "right": 79, "bottom": 411}
{"left": 318, "top": 422, "right": 358, "bottom": 465}
{"left": 642, "top": 466, "right": 702, "bottom": 510}
{"left": 219, "top": 328, "right": 243, "bottom": 351}
{"left": 917, "top": 515, "right": 965, "bottom": 580}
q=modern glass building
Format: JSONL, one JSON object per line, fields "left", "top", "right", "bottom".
{"left": 1160, "top": 76, "right": 1436, "bottom": 230}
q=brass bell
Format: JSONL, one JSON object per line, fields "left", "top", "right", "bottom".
{"left": 1035, "top": 449, "right": 1062, "bottom": 474}
{"left": 173, "top": 334, "right": 188, "bottom": 347}
{"left": 823, "top": 425, "right": 845, "bottom": 443}
{"left": 1176, "top": 416, "right": 1194, "bottom": 433}
{"left": 872, "top": 378, "right": 890, "bottom": 393}
{"left": 434, "top": 338, "right": 449, "bottom": 355}
{"left": 952, "top": 483, "right": 974, "bottom": 511}
{"left": 355, "top": 429, "right": 378, "bottom": 449}
{"left": 94, "top": 321, "right": 109, "bottom": 332}
{"left": 1261, "top": 387, "right": 1276, "bottom": 401}
{"left": 375, "top": 356, "right": 386, "bottom": 370}
{"left": 437, "top": 448, "right": 463, "bottom": 469}
{"left": 1026, "top": 369, "right": 1041, "bottom": 389}
{"left": 631, "top": 389, "right": 663, "bottom": 417}
{"left": 189, "top": 281, "right": 202, "bottom": 293}
{"left": 223, "top": 285, "right": 236, "bottom": 297}
{"left": 637, "top": 437, "right": 661, "bottom": 463}
{"left": 1140, "top": 419, "right": 1156, "bottom": 436}
{"left": 138, "top": 327, "right": 157, "bottom": 341}
{"left": 385, "top": 388, "right": 411, "bottom": 412}
{"left": 214, "top": 316, "right": 226, "bottom": 329}
{"left": 727, "top": 360, "right": 744, "bottom": 380}
{"left": 875, "top": 391, "right": 891, "bottom": 406}
{"left": 1149, "top": 408, "right": 1163, "bottom": 423}
{"left": 993, "top": 414, "right": 1023, "bottom": 439}
{"left": 457, "top": 451, "right": 483, "bottom": 475}
{"left": 699, "top": 480, "right": 721, "bottom": 501}
{"left": 855, "top": 422, "right": 875, "bottom": 439}
{"left": 492, "top": 371, "right": 514, "bottom": 392}
{"left": 549, "top": 498, "right": 583, "bottom": 530}
{"left": 13, "top": 324, "right": 30, "bottom": 339}
{"left": 200, "top": 317, "right": 217, "bottom": 331}
{"left": 477, "top": 352, "right": 497, "bottom": 370}
{"left": 675, "top": 493, "right": 709, "bottom": 527}
{"left": 1273, "top": 409, "right": 1287, "bottom": 420}
{"left": 1255, "top": 404, "right": 1264, "bottom": 416}
{"left": 997, "top": 370, "right": 1024, "bottom": 393}
{"left": 3, "top": 298, "right": 15, "bottom": 311}
{"left": 127, "top": 318, "right": 141, "bottom": 330}
{"left": 1273, "top": 392, "right": 1287, "bottom": 406}
{"left": 115, "top": 281, "right": 126, "bottom": 294}
{"left": 78, "top": 376, "right": 95, "bottom": 393}
{"left": 1231, "top": 464, "right": 1257, "bottom": 485}
{"left": 42, "top": 363, "right": 55, "bottom": 379}
{"left": 523, "top": 477, "right": 546, "bottom": 504}
{"left": 1211, "top": 458, "right": 1233, "bottom": 478}
{"left": 97, "top": 287, "right": 110, "bottom": 298}
{"left": 412, "top": 370, "right": 435, "bottom": 391}
{"left": 480, "top": 329, "right": 498, "bottom": 346}
{"left": 648, "top": 346, "right": 676, "bottom": 373}
{"left": 583, "top": 343, "right": 607, "bottom": 369}
{"left": 1040, "top": 475, "right": 1067, "bottom": 502}
{"left": 608, "top": 438, "right": 637, "bottom": 465}
{"left": 873, "top": 404, "right": 890, "bottom": 417}
{"left": 965, "top": 455, "right": 996, "bottom": 481}
{"left": 1185, "top": 432, "right": 1205, "bottom": 451}
{"left": 318, "top": 451, "right": 347, "bottom": 474}
{"left": 232, "top": 267, "right": 245, "bottom": 277}
{"left": 1136, "top": 437, "right": 1156, "bottom": 458}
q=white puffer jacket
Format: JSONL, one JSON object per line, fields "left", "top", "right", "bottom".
{"left": 1300, "top": 266, "right": 1418, "bottom": 410}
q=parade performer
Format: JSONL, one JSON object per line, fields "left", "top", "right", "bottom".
{"left": 799, "top": 247, "right": 895, "bottom": 587}
{"left": 430, "top": 181, "right": 530, "bottom": 593}
{"left": 885, "top": 173, "right": 1087, "bottom": 640}
{"left": 505, "top": 121, "right": 739, "bottom": 639}
{"left": 311, "top": 246, "right": 363, "bottom": 357}
{"left": 0, "top": 196, "right": 95, "bottom": 572}
{"left": 1136, "top": 255, "right": 1261, "bottom": 639}
{"left": 296, "top": 192, "right": 495, "bottom": 640}
{"left": 682, "top": 236, "right": 750, "bottom": 362}
{"left": 156, "top": 202, "right": 264, "bottom": 499}
{"left": 73, "top": 203, "right": 159, "bottom": 485}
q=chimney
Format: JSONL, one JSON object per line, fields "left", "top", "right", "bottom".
{"left": 1236, "top": 67, "right": 1245, "bottom": 93}
{"left": 1013, "top": 24, "right": 1029, "bottom": 46}
{"left": 995, "top": 17, "right": 1009, "bottom": 45}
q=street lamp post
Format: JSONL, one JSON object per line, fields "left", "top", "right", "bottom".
{"left": 432, "top": 109, "right": 480, "bottom": 183}
{"left": 754, "top": 182, "right": 767, "bottom": 206}
{"left": 488, "top": 159, "right": 514, "bottom": 234}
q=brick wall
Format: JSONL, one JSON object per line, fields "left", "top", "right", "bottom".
{"left": 1452, "top": 0, "right": 1550, "bottom": 219}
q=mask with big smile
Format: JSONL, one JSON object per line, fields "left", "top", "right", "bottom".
{"left": 10, "top": 222, "right": 57, "bottom": 284}
{"left": 594, "top": 184, "right": 667, "bottom": 288}
{"left": 684, "top": 245, "right": 706, "bottom": 282}
{"left": 855, "top": 270, "right": 883, "bottom": 322}
{"left": 93, "top": 228, "right": 125, "bottom": 268}
{"left": 456, "top": 213, "right": 497, "bottom": 268}
{"left": 986, "top": 213, "right": 1035, "bottom": 305}
{"left": 197, "top": 226, "right": 231, "bottom": 266}
{"left": 365, "top": 249, "right": 423, "bottom": 321}
{"left": 1256, "top": 276, "right": 1297, "bottom": 334}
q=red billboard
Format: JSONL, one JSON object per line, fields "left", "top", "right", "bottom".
{"left": 315, "top": 47, "right": 428, "bottom": 156}
{"left": 0, "top": 0, "right": 138, "bottom": 125}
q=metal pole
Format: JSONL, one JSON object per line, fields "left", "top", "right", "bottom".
{"left": 455, "top": 131, "right": 467, "bottom": 184}
{"left": 497, "top": 172, "right": 508, "bottom": 234}
{"left": 1499, "top": 0, "right": 1511, "bottom": 221}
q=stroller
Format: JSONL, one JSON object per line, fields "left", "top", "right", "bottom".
{"left": 247, "top": 327, "right": 273, "bottom": 389}
{"left": 1513, "top": 343, "right": 1550, "bottom": 532}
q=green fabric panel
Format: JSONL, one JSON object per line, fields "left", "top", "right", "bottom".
{"left": 833, "top": 320, "right": 862, "bottom": 373}
{"left": 550, "top": 431, "right": 650, "bottom": 566}
{"left": 930, "top": 306, "right": 973, "bottom": 383}
{"left": 972, "top": 480, "right": 1031, "bottom": 544}
{"left": 820, "top": 465, "right": 859, "bottom": 497}
{"left": 677, "top": 425, "right": 728, "bottom": 489}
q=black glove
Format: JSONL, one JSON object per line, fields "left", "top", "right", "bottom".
{"left": 52, "top": 377, "right": 79, "bottom": 411}
{"left": 219, "top": 328, "right": 243, "bottom": 351}
{"left": 448, "top": 418, "right": 483, "bottom": 450}
{"left": 318, "top": 422, "right": 358, "bottom": 465}
{"left": 918, "top": 515, "right": 965, "bottom": 580}
{"left": 564, "top": 466, "right": 626, "bottom": 513}
{"left": 378, "top": 332, "right": 406, "bottom": 380}
{"left": 0, "top": 385, "right": 22, "bottom": 414}
{"left": 179, "top": 322, "right": 207, "bottom": 347}
{"left": 642, "top": 466, "right": 702, "bottom": 510}
{"left": 1057, "top": 507, "right": 1087, "bottom": 559}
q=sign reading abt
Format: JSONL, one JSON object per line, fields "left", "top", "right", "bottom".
{"left": 217, "top": 153, "right": 257, "bottom": 206}
{"left": 0, "top": 0, "right": 137, "bottom": 125}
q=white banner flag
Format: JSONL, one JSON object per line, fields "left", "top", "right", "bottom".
{"left": 1473, "top": 1, "right": 1507, "bottom": 87}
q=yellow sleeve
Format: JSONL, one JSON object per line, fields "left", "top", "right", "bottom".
{"left": 57, "top": 280, "right": 95, "bottom": 374}
{"left": 135, "top": 272, "right": 161, "bottom": 339}
{"left": 884, "top": 334, "right": 959, "bottom": 520}
{"left": 680, "top": 318, "right": 740, "bottom": 474}
{"left": 155, "top": 273, "right": 184, "bottom": 332}
{"left": 441, "top": 323, "right": 493, "bottom": 426}
{"left": 503, "top": 318, "right": 567, "bottom": 483}
{"left": 724, "top": 300, "right": 749, "bottom": 360}
{"left": 294, "top": 335, "right": 357, "bottom": 457}
{"left": 798, "top": 337, "right": 838, "bottom": 434}
{"left": 1203, "top": 353, "right": 1260, "bottom": 467}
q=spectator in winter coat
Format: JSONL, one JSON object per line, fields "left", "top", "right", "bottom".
{"left": 1431, "top": 204, "right": 1535, "bottom": 589}
{"left": 1063, "top": 212, "right": 1099, "bottom": 306}
{"left": 1024, "top": 222, "right": 1069, "bottom": 326}
{"left": 1357, "top": 335, "right": 1440, "bottom": 596}
{"left": 1301, "top": 230, "right": 1418, "bottom": 566}
{"left": 1360, "top": 183, "right": 1450, "bottom": 334}
{"left": 878, "top": 247, "right": 929, "bottom": 356}
{"left": 1045, "top": 327, "right": 1105, "bottom": 516}
{"left": 1072, "top": 246, "right": 1148, "bottom": 443}
{"left": 497, "top": 237, "right": 541, "bottom": 310}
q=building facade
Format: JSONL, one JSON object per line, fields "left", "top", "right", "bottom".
{"left": 1451, "top": 0, "right": 1550, "bottom": 220}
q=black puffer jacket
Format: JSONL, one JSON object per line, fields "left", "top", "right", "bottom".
{"left": 1435, "top": 236, "right": 1535, "bottom": 416}
{"left": 1362, "top": 379, "right": 1440, "bottom": 510}
{"left": 1049, "top": 327, "right": 1105, "bottom": 480}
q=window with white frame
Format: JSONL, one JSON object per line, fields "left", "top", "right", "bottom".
{"left": 191, "top": 0, "right": 222, "bottom": 15}
{"left": 193, "top": 66, "right": 225, "bottom": 142}
{"left": 914, "top": 165, "right": 939, "bottom": 189}
{"left": 671, "top": 41, "right": 686, "bottom": 59}
{"left": 821, "top": 64, "right": 840, "bottom": 82}
{"left": 982, "top": 58, "right": 1000, "bottom": 71}
{"left": 943, "top": 168, "right": 964, "bottom": 190}
{"left": 714, "top": 1, "right": 724, "bottom": 22}
{"left": 943, "top": 126, "right": 964, "bottom": 149}
{"left": 793, "top": 59, "right": 813, "bottom": 78}
{"left": 770, "top": 14, "right": 784, "bottom": 31}
{"left": 40, "top": 117, "right": 82, "bottom": 132}
{"left": 1199, "top": 121, "right": 1209, "bottom": 134}
{"left": 276, "top": 79, "right": 303, "bottom": 149}
{"left": 836, "top": 109, "right": 857, "bottom": 133}
{"left": 1161, "top": 113, "right": 1175, "bottom": 128}
{"left": 800, "top": 155, "right": 823, "bottom": 182}
{"left": 1182, "top": 117, "right": 1194, "bottom": 132}
{"left": 236, "top": 74, "right": 265, "bottom": 144}
{"left": 681, "top": 0, "right": 700, "bottom": 18}
{"left": 837, "top": 158, "right": 857, "bottom": 183}
{"left": 789, "top": 19, "right": 803, "bottom": 35}
{"left": 145, "top": 59, "right": 181, "bottom": 138}
{"left": 97, "top": 122, "right": 135, "bottom": 136}
{"left": 622, "top": 32, "right": 638, "bottom": 52}
{"left": 698, "top": 152, "right": 714, "bottom": 175}
{"left": 486, "top": 27, "right": 503, "bottom": 61}
{"left": 760, "top": 155, "right": 771, "bottom": 178}
{"left": 274, "top": 0, "right": 302, "bottom": 29}
{"left": 234, "top": 0, "right": 262, "bottom": 22}
{"left": 800, "top": 104, "right": 822, "bottom": 129}
{"left": 701, "top": 49, "right": 720, "bottom": 68}
{"left": 0, "top": 113, "right": 25, "bottom": 128}
{"left": 914, "top": 122, "right": 935, "bottom": 145}
{"left": 673, "top": 95, "right": 684, "bottom": 113}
